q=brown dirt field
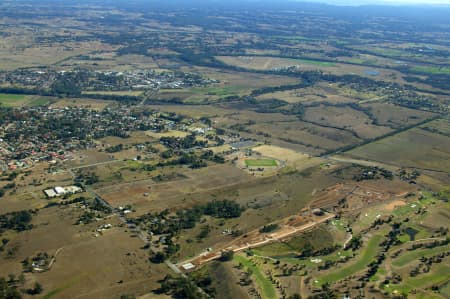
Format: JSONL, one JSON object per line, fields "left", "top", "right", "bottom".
{"left": 0, "top": 206, "right": 169, "bottom": 299}
{"left": 96, "top": 164, "right": 256, "bottom": 214}
{"left": 173, "top": 167, "right": 342, "bottom": 260}
{"left": 145, "top": 130, "right": 189, "bottom": 139}
{"left": 186, "top": 66, "right": 298, "bottom": 89}
{"left": 384, "top": 200, "right": 407, "bottom": 211}
{"left": 252, "top": 145, "right": 310, "bottom": 163}
{"left": 65, "top": 149, "right": 116, "bottom": 168}
{"left": 248, "top": 120, "right": 361, "bottom": 151}
{"left": 360, "top": 102, "right": 435, "bottom": 128}
{"left": 346, "top": 127, "right": 450, "bottom": 172}
{"left": 309, "top": 179, "right": 417, "bottom": 211}
{"left": 256, "top": 87, "right": 357, "bottom": 105}
{"left": 50, "top": 98, "right": 115, "bottom": 110}
{"left": 215, "top": 55, "right": 405, "bottom": 81}
{"left": 303, "top": 105, "right": 392, "bottom": 139}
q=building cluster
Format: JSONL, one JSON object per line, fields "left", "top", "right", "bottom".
{"left": 0, "top": 68, "right": 218, "bottom": 91}
{"left": 0, "top": 106, "right": 182, "bottom": 172}
{"left": 43, "top": 185, "right": 83, "bottom": 198}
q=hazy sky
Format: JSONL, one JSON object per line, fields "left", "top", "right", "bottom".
{"left": 305, "top": 0, "right": 450, "bottom": 5}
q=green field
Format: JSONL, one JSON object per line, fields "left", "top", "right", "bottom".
{"left": 384, "top": 264, "right": 450, "bottom": 295}
{"left": 317, "top": 234, "right": 384, "bottom": 284}
{"left": 440, "top": 282, "right": 450, "bottom": 299}
{"left": 29, "top": 97, "right": 51, "bottom": 106}
{"left": 0, "top": 93, "right": 51, "bottom": 107}
{"left": 190, "top": 86, "right": 244, "bottom": 97}
{"left": 291, "top": 58, "right": 336, "bottom": 67}
{"left": 0, "top": 93, "right": 29, "bottom": 106}
{"left": 392, "top": 244, "right": 450, "bottom": 268}
{"left": 234, "top": 255, "right": 277, "bottom": 299}
{"left": 245, "top": 159, "right": 277, "bottom": 167}
{"left": 411, "top": 65, "right": 450, "bottom": 75}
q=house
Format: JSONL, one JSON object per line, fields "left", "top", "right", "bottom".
{"left": 181, "top": 263, "right": 195, "bottom": 271}
{"left": 43, "top": 185, "right": 83, "bottom": 198}
{"left": 44, "top": 189, "right": 57, "bottom": 198}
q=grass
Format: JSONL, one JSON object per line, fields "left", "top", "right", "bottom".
{"left": 0, "top": 93, "right": 29, "bottom": 106}
{"left": 234, "top": 255, "right": 277, "bottom": 299}
{"left": 294, "top": 59, "right": 335, "bottom": 67}
{"left": 245, "top": 159, "right": 277, "bottom": 167}
{"left": 0, "top": 94, "right": 51, "bottom": 107}
{"left": 392, "top": 244, "right": 450, "bottom": 268}
{"left": 384, "top": 264, "right": 450, "bottom": 295}
{"left": 29, "top": 97, "right": 51, "bottom": 106}
{"left": 410, "top": 65, "right": 450, "bottom": 75}
{"left": 392, "top": 201, "right": 422, "bottom": 217}
{"left": 42, "top": 275, "right": 84, "bottom": 299}
{"left": 440, "top": 281, "right": 450, "bottom": 298}
{"left": 317, "top": 234, "right": 384, "bottom": 284}
{"left": 274, "top": 35, "right": 311, "bottom": 41}
{"left": 190, "top": 86, "right": 243, "bottom": 97}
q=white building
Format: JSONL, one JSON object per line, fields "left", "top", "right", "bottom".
{"left": 43, "top": 185, "right": 83, "bottom": 198}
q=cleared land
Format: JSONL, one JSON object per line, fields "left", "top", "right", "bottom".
{"left": 345, "top": 121, "right": 450, "bottom": 173}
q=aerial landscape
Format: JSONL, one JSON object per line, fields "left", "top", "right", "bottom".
{"left": 0, "top": 0, "right": 449, "bottom": 298}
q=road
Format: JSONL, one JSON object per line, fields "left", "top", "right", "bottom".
{"left": 178, "top": 213, "right": 335, "bottom": 268}
{"left": 66, "top": 167, "right": 210, "bottom": 296}
{"left": 69, "top": 159, "right": 123, "bottom": 171}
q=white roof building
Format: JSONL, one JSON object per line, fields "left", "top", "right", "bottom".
{"left": 54, "top": 186, "right": 66, "bottom": 195}
{"left": 44, "top": 189, "right": 57, "bottom": 198}
{"left": 181, "top": 263, "right": 195, "bottom": 270}
{"left": 43, "top": 185, "right": 83, "bottom": 198}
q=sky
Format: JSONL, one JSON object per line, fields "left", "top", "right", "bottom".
{"left": 304, "top": 0, "right": 450, "bottom": 5}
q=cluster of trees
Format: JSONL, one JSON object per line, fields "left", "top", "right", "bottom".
{"left": 203, "top": 200, "right": 243, "bottom": 218}
{"left": 404, "top": 73, "right": 450, "bottom": 91}
{"left": 160, "top": 134, "right": 207, "bottom": 150}
{"left": 0, "top": 274, "right": 42, "bottom": 298}
{"left": 352, "top": 166, "right": 393, "bottom": 182}
{"left": 0, "top": 276, "right": 22, "bottom": 299}
{"left": 299, "top": 243, "right": 341, "bottom": 258}
{"left": 105, "top": 144, "right": 124, "bottom": 153}
{"left": 259, "top": 223, "right": 279, "bottom": 233}
{"left": 76, "top": 172, "right": 99, "bottom": 185}
{"left": 137, "top": 200, "right": 243, "bottom": 261}
{"left": 0, "top": 182, "right": 16, "bottom": 198}
{"left": 0, "top": 210, "right": 34, "bottom": 233}
{"left": 138, "top": 200, "right": 243, "bottom": 236}
{"left": 154, "top": 274, "right": 211, "bottom": 299}
{"left": 159, "top": 150, "right": 225, "bottom": 169}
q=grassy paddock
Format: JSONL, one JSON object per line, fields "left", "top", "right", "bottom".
{"left": 245, "top": 159, "right": 277, "bottom": 167}
{"left": 0, "top": 93, "right": 29, "bottom": 106}
{"left": 410, "top": 65, "right": 450, "bottom": 75}
{"left": 317, "top": 234, "right": 384, "bottom": 284}
{"left": 392, "top": 244, "right": 450, "bottom": 268}
{"left": 234, "top": 255, "right": 276, "bottom": 299}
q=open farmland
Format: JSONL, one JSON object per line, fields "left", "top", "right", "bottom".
{"left": 0, "top": 206, "right": 169, "bottom": 299}
{"left": 1, "top": 1, "right": 450, "bottom": 298}
{"left": 345, "top": 119, "right": 450, "bottom": 173}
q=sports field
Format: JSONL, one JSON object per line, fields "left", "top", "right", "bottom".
{"left": 245, "top": 159, "right": 278, "bottom": 167}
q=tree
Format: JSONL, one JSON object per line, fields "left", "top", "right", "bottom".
{"left": 150, "top": 252, "right": 166, "bottom": 264}
{"left": 26, "top": 282, "right": 43, "bottom": 295}
{"left": 33, "top": 282, "right": 43, "bottom": 294}
{"left": 220, "top": 250, "right": 234, "bottom": 262}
